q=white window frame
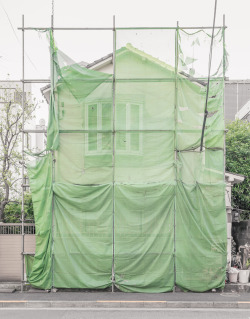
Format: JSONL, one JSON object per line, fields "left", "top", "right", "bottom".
{"left": 85, "top": 101, "right": 112, "bottom": 155}
{"left": 85, "top": 100, "right": 143, "bottom": 155}
{"left": 116, "top": 101, "right": 143, "bottom": 155}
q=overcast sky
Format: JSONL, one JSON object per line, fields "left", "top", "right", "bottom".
{"left": 1, "top": 0, "right": 250, "bottom": 81}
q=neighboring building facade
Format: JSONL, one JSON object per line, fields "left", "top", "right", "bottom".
{"left": 225, "top": 80, "right": 250, "bottom": 122}
{"left": 235, "top": 99, "right": 250, "bottom": 121}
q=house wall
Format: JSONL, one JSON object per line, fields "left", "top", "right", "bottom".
{"left": 0, "top": 235, "right": 35, "bottom": 281}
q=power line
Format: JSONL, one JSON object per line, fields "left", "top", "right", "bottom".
{"left": 0, "top": 1, "right": 41, "bottom": 75}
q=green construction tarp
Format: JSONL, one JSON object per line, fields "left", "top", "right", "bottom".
{"left": 26, "top": 28, "right": 227, "bottom": 292}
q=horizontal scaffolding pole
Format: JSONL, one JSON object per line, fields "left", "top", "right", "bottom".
{"left": 18, "top": 27, "right": 113, "bottom": 30}
{"left": 117, "top": 26, "right": 226, "bottom": 30}
{"left": 53, "top": 77, "right": 223, "bottom": 83}
{"left": 0, "top": 79, "right": 50, "bottom": 83}
{"left": 22, "top": 79, "right": 50, "bottom": 83}
{"left": 23, "top": 130, "right": 46, "bottom": 133}
{"left": 23, "top": 129, "right": 228, "bottom": 134}
{"left": 0, "top": 80, "right": 22, "bottom": 83}
{"left": 1, "top": 78, "right": 224, "bottom": 84}
{"left": 18, "top": 26, "right": 227, "bottom": 31}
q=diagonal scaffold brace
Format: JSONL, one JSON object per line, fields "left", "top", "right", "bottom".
{"left": 200, "top": 0, "right": 217, "bottom": 152}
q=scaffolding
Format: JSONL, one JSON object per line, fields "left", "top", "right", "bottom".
{"left": 15, "top": 14, "right": 227, "bottom": 293}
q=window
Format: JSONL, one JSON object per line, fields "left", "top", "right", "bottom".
{"left": 116, "top": 102, "right": 143, "bottom": 155}
{"left": 85, "top": 101, "right": 143, "bottom": 155}
{"left": 85, "top": 102, "right": 112, "bottom": 154}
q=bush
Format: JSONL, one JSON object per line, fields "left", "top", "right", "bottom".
{"left": 226, "top": 120, "right": 250, "bottom": 219}
{"left": 3, "top": 194, "right": 34, "bottom": 223}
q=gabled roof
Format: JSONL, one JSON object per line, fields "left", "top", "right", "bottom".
{"left": 116, "top": 43, "right": 176, "bottom": 73}
{"left": 41, "top": 43, "right": 206, "bottom": 102}
{"left": 85, "top": 53, "right": 113, "bottom": 70}
{"left": 85, "top": 43, "right": 206, "bottom": 85}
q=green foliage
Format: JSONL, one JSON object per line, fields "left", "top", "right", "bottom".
{"left": 0, "top": 84, "right": 37, "bottom": 221}
{"left": 3, "top": 194, "right": 34, "bottom": 223}
{"left": 246, "top": 259, "right": 250, "bottom": 269}
{"left": 226, "top": 120, "right": 250, "bottom": 219}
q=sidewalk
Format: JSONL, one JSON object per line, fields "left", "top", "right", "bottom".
{"left": 0, "top": 289, "right": 250, "bottom": 309}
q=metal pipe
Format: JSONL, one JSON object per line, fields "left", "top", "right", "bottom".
{"left": 117, "top": 26, "right": 226, "bottom": 30}
{"left": 111, "top": 15, "right": 116, "bottom": 294}
{"left": 21, "top": 14, "right": 25, "bottom": 293}
{"left": 17, "top": 26, "right": 226, "bottom": 31}
{"left": 42, "top": 77, "right": 223, "bottom": 83}
{"left": 51, "top": 14, "right": 56, "bottom": 292}
{"left": 200, "top": 0, "right": 218, "bottom": 151}
{"left": 23, "top": 129, "right": 229, "bottom": 134}
{"left": 0, "top": 80, "right": 22, "bottom": 83}
{"left": 223, "top": 15, "right": 226, "bottom": 181}
{"left": 0, "top": 79, "right": 50, "bottom": 83}
{"left": 236, "top": 83, "right": 239, "bottom": 113}
{"left": 1, "top": 78, "right": 223, "bottom": 84}
{"left": 18, "top": 27, "right": 113, "bottom": 30}
{"left": 23, "top": 129, "right": 47, "bottom": 133}
{"left": 22, "top": 79, "right": 51, "bottom": 83}
{"left": 173, "top": 20, "right": 179, "bottom": 294}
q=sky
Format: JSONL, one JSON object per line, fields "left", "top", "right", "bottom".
{"left": 0, "top": 0, "right": 250, "bottom": 122}
{"left": 1, "top": 0, "right": 250, "bottom": 79}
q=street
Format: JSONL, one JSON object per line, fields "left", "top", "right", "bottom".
{"left": 1, "top": 308, "right": 250, "bottom": 319}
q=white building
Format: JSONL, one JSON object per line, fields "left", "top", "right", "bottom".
{"left": 235, "top": 99, "right": 250, "bottom": 121}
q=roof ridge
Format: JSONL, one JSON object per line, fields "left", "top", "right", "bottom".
{"left": 125, "top": 43, "right": 175, "bottom": 72}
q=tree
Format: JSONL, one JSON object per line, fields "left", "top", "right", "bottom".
{"left": 0, "top": 85, "right": 36, "bottom": 221}
{"left": 226, "top": 120, "right": 250, "bottom": 219}
{"left": 3, "top": 194, "right": 34, "bottom": 223}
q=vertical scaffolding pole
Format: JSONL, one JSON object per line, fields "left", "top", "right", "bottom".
{"left": 223, "top": 14, "right": 226, "bottom": 180}
{"left": 51, "top": 14, "right": 56, "bottom": 292}
{"left": 21, "top": 14, "right": 25, "bottom": 293}
{"left": 236, "top": 83, "right": 239, "bottom": 113}
{"left": 173, "top": 21, "right": 179, "bottom": 293}
{"left": 111, "top": 15, "right": 116, "bottom": 293}
{"left": 223, "top": 14, "right": 227, "bottom": 181}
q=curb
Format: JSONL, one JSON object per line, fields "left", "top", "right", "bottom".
{"left": 1, "top": 282, "right": 250, "bottom": 293}
{"left": 0, "top": 300, "right": 250, "bottom": 309}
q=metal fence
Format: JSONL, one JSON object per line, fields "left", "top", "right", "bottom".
{"left": 0, "top": 223, "right": 35, "bottom": 235}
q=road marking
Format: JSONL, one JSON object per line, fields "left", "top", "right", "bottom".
{"left": 0, "top": 300, "right": 27, "bottom": 303}
{"left": 97, "top": 300, "right": 167, "bottom": 303}
{"left": 1, "top": 308, "right": 250, "bottom": 312}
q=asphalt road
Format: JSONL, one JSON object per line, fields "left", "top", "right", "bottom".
{"left": 1, "top": 308, "right": 250, "bottom": 319}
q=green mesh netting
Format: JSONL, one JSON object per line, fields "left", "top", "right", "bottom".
{"left": 26, "top": 28, "right": 227, "bottom": 292}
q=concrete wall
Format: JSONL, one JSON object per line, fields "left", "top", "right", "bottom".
{"left": 0, "top": 235, "right": 35, "bottom": 281}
